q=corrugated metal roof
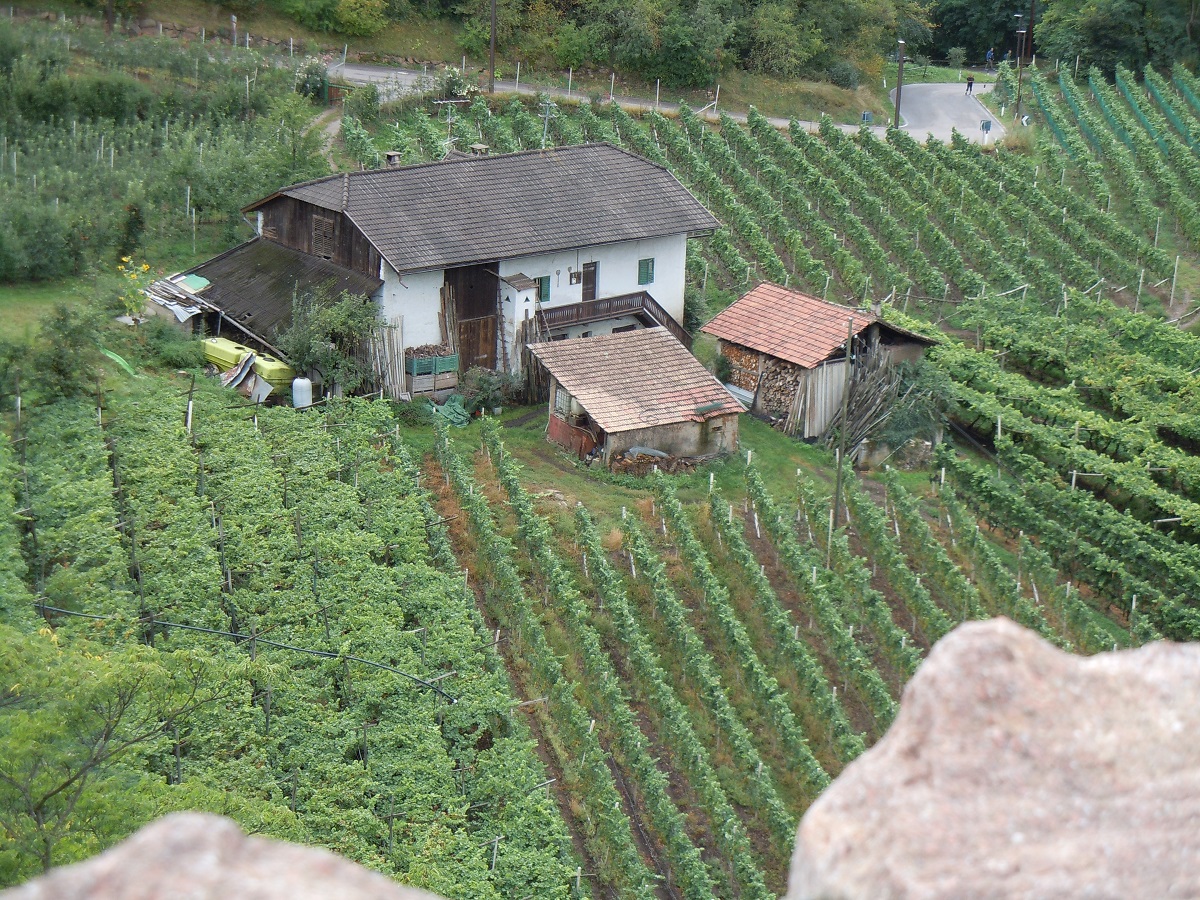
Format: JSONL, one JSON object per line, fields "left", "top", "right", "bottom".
{"left": 701, "top": 282, "right": 927, "bottom": 369}
{"left": 188, "top": 238, "right": 383, "bottom": 339}
{"left": 529, "top": 327, "right": 741, "bottom": 434}
{"left": 247, "top": 144, "right": 718, "bottom": 275}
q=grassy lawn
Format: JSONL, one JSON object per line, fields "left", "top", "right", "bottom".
{"left": 0, "top": 281, "right": 84, "bottom": 342}
{"left": 429, "top": 404, "right": 839, "bottom": 524}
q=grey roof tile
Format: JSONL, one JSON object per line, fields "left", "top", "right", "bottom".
{"left": 248, "top": 144, "right": 718, "bottom": 274}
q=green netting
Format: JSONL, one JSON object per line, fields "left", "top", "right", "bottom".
{"left": 1172, "top": 65, "right": 1200, "bottom": 117}
{"left": 1031, "top": 79, "right": 1077, "bottom": 160}
{"left": 1114, "top": 68, "right": 1169, "bottom": 154}
{"left": 1058, "top": 73, "right": 1105, "bottom": 151}
{"left": 1088, "top": 72, "right": 1134, "bottom": 148}
{"left": 1144, "top": 69, "right": 1197, "bottom": 149}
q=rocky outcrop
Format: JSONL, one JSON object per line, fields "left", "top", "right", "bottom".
{"left": 2, "top": 812, "right": 444, "bottom": 900}
{"left": 789, "top": 617, "right": 1200, "bottom": 899}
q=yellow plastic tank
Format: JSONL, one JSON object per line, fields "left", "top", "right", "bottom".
{"left": 253, "top": 353, "right": 295, "bottom": 387}
{"left": 202, "top": 337, "right": 253, "bottom": 370}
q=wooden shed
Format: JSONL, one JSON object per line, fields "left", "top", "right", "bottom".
{"left": 528, "top": 327, "right": 742, "bottom": 465}
{"left": 701, "top": 283, "right": 935, "bottom": 439}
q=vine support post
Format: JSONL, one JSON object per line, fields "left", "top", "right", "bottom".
{"left": 830, "top": 317, "right": 854, "bottom": 536}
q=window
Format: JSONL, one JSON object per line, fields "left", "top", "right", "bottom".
{"left": 312, "top": 215, "right": 335, "bottom": 259}
{"left": 637, "top": 257, "right": 655, "bottom": 285}
{"left": 535, "top": 275, "right": 550, "bottom": 304}
{"left": 555, "top": 387, "right": 571, "bottom": 414}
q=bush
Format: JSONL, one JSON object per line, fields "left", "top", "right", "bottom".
{"left": 31, "top": 304, "right": 104, "bottom": 401}
{"left": 343, "top": 83, "right": 380, "bottom": 124}
{"left": 295, "top": 57, "right": 328, "bottom": 100}
{"left": 140, "top": 318, "right": 206, "bottom": 369}
{"left": 436, "top": 66, "right": 479, "bottom": 100}
{"left": 826, "top": 60, "right": 861, "bottom": 90}
{"left": 458, "top": 366, "right": 520, "bottom": 413}
{"left": 334, "top": 0, "right": 388, "bottom": 36}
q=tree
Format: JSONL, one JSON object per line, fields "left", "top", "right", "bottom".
{"left": 0, "top": 627, "right": 243, "bottom": 883}
{"left": 277, "top": 289, "right": 378, "bottom": 393}
{"left": 30, "top": 304, "right": 104, "bottom": 401}
{"left": 747, "top": 2, "right": 824, "bottom": 77}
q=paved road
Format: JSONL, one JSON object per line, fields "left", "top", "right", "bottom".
{"left": 330, "top": 61, "right": 1002, "bottom": 145}
{"left": 892, "top": 81, "right": 1006, "bottom": 144}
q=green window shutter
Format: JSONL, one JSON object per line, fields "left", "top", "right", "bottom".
{"left": 638, "top": 257, "right": 655, "bottom": 285}
{"left": 536, "top": 275, "right": 550, "bottom": 303}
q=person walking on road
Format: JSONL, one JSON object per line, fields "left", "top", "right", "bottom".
{"left": 985, "top": 47, "right": 995, "bottom": 70}
{"left": 966, "top": 73, "right": 975, "bottom": 95}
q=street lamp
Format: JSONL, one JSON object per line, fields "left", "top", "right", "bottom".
{"left": 894, "top": 39, "right": 906, "bottom": 128}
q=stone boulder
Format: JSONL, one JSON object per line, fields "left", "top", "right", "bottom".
{"left": 2, "top": 812, "right": 446, "bottom": 900}
{"left": 789, "top": 618, "right": 1200, "bottom": 899}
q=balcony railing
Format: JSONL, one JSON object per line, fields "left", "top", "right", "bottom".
{"left": 536, "top": 291, "right": 692, "bottom": 348}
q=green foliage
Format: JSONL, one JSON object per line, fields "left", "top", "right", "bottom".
{"left": 946, "top": 46, "right": 966, "bottom": 69}
{"left": 825, "top": 59, "right": 861, "bottom": 90}
{"left": 334, "top": 0, "right": 390, "bottom": 35}
{"left": 343, "top": 83, "right": 381, "bottom": 124}
{"left": 457, "top": 367, "right": 519, "bottom": 413}
{"left": 0, "top": 629, "right": 245, "bottom": 880}
{"left": 136, "top": 318, "right": 207, "bottom": 370}
{"left": 0, "top": 22, "right": 329, "bottom": 284}
{"left": 294, "top": 56, "right": 328, "bottom": 99}
{"left": 278, "top": 290, "right": 379, "bottom": 392}
{"left": 30, "top": 305, "right": 104, "bottom": 402}
{"left": 747, "top": 2, "right": 824, "bottom": 78}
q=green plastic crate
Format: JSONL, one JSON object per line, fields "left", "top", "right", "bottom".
{"left": 405, "top": 354, "right": 459, "bottom": 375}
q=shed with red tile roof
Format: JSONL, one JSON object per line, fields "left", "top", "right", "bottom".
{"left": 701, "top": 283, "right": 934, "bottom": 438}
{"left": 528, "top": 327, "right": 741, "bottom": 464}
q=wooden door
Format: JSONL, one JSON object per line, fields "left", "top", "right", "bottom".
{"left": 459, "top": 315, "right": 496, "bottom": 370}
{"left": 582, "top": 262, "right": 598, "bottom": 303}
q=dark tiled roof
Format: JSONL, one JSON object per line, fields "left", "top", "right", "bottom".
{"left": 529, "top": 327, "right": 741, "bottom": 434}
{"left": 701, "top": 282, "right": 933, "bottom": 369}
{"left": 248, "top": 144, "right": 718, "bottom": 274}
{"left": 188, "top": 238, "right": 382, "bottom": 338}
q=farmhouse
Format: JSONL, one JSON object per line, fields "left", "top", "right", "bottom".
{"left": 528, "top": 327, "right": 742, "bottom": 465}
{"left": 166, "top": 144, "right": 717, "bottom": 385}
{"left": 702, "top": 283, "right": 934, "bottom": 439}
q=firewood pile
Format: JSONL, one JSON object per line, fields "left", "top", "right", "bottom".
{"left": 405, "top": 343, "right": 454, "bottom": 360}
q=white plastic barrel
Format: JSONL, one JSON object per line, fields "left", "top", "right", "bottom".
{"left": 292, "top": 376, "right": 313, "bottom": 409}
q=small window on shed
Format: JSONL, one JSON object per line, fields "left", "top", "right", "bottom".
{"left": 312, "top": 215, "right": 335, "bottom": 259}
{"left": 637, "top": 257, "right": 655, "bottom": 285}
{"left": 535, "top": 275, "right": 550, "bottom": 304}
{"left": 554, "top": 387, "right": 572, "bottom": 414}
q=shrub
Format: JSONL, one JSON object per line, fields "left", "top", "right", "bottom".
{"left": 295, "top": 57, "right": 328, "bottom": 100}
{"left": 826, "top": 60, "right": 860, "bottom": 90}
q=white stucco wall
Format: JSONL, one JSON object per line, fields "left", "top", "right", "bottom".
{"left": 378, "top": 265, "right": 445, "bottom": 348}
{"left": 499, "top": 233, "right": 687, "bottom": 320}
{"left": 377, "top": 232, "right": 689, "bottom": 365}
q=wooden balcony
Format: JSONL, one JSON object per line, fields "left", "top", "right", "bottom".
{"left": 535, "top": 291, "right": 692, "bottom": 348}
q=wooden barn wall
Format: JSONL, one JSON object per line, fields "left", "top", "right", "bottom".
{"left": 259, "top": 197, "right": 380, "bottom": 279}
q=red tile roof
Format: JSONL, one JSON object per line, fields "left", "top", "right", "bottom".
{"left": 701, "top": 283, "right": 877, "bottom": 369}
{"left": 529, "top": 328, "right": 742, "bottom": 434}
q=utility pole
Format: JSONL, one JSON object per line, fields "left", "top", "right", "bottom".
{"left": 489, "top": 0, "right": 496, "bottom": 93}
{"left": 1015, "top": 28, "right": 1026, "bottom": 117}
{"left": 1027, "top": 0, "right": 1037, "bottom": 62}
{"left": 894, "top": 39, "right": 906, "bottom": 128}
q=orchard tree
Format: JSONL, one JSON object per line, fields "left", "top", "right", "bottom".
{"left": 0, "top": 627, "right": 245, "bottom": 883}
